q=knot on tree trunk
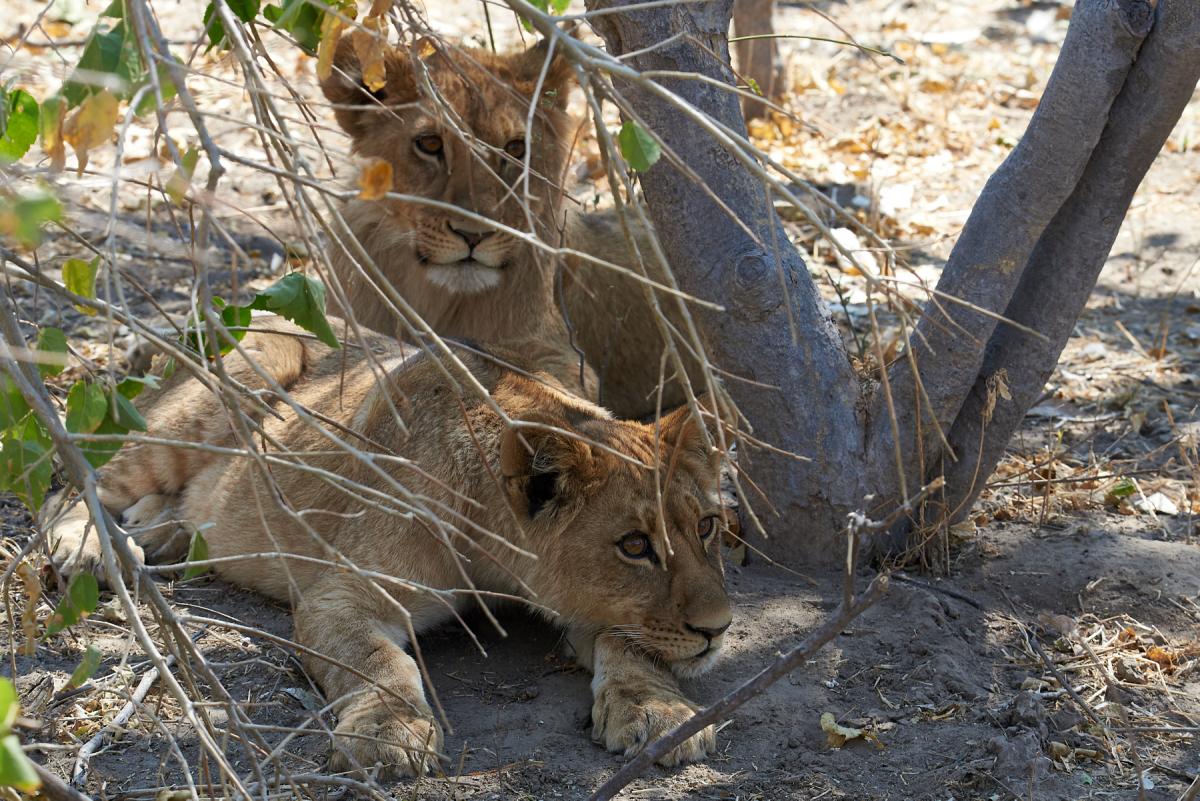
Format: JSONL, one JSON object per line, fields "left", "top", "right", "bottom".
{"left": 729, "top": 252, "right": 785, "bottom": 322}
{"left": 1114, "top": 0, "right": 1156, "bottom": 37}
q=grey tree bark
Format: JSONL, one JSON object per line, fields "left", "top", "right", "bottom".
{"left": 583, "top": 0, "right": 1200, "bottom": 564}
{"left": 586, "top": 0, "right": 868, "bottom": 560}
{"left": 732, "top": 0, "right": 781, "bottom": 120}
{"left": 933, "top": 0, "right": 1200, "bottom": 527}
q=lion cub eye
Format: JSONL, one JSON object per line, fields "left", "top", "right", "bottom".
{"left": 504, "top": 139, "right": 526, "bottom": 160}
{"left": 697, "top": 515, "right": 720, "bottom": 541}
{"left": 617, "top": 531, "right": 656, "bottom": 561}
{"left": 414, "top": 134, "right": 444, "bottom": 157}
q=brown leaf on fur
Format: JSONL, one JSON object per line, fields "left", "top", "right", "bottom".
{"left": 316, "top": 3, "right": 355, "bottom": 81}
{"left": 357, "top": 159, "right": 393, "bottom": 200}
{"left": 352, "top": 16, "right": 387, "bottom": 92}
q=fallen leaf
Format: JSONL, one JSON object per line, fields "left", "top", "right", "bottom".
{"left": 1133, "top": 491, "right": 1178, "bottom": 516}
{"left": 63, "top": 90, "right": 119, "bottom": 174}
{"left": 1145, "top": 646, "right": 1176, "bottom": 670}
{"left": 357, "top": 159, "right": 392, "bottom": 200}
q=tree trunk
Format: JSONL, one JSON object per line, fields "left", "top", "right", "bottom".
{"left": 732, "top": 0, "right": 780, "bottom": 121}
{"left": 583, "top": 0, "right": 1200, "bottom": 565}
{"left": 864, "top": 0, "right": 1155, "bottom": 510}
{"left": 586, "top": 0, "right": 867, "bottom": 562}
{"left": 934, "top": 0, "right": 1200, "bottom": 526}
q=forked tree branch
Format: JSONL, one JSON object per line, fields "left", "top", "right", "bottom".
{"left": 935, "top": 0, "right": 1200, "bottom": 526}
{"left": 867, "top": 0, "right": 1157, "bottom": 510}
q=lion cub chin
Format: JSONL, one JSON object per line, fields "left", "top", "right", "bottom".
{"left": 42, "top": 316, "right": 732, "bottom": 778}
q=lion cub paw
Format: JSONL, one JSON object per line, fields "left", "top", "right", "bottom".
{"left": 591, "top": 687, "right": 717, "bottom": 767}
{"left": 329, "top": 701, "right": 443, "bottom": 779}
{"left": 42, "top": 492, "right": 145, "bottom": 586}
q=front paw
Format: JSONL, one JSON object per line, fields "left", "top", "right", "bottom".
{"left": 43, "top": 493, "right": 145, "bottom": 587}
{"left": 591, "top": 685, "right": 716, "bottom": 767}
{"left": 329, "top": 699, "right": 443, "bottom": 779}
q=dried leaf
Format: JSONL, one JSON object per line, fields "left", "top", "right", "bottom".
{"left": 315, "top": 2, "right": 355, "bottom": 81}
{"left": 39, "top": 95, "right": 65, "bottom": 171}
{"left": 63, "top": 90, "right": 119, "bottom": 175}
{"left": 352, "top": 16, "right": 387, "bottom": 93}
{"left": 1145, "top": 646, "right": 1176, "bottom": 670}
{"left": 15, "top": 562, "right": 40, "bottom": 657}
{"left": 357, "top": 159, "right": 393, "bottom": 200}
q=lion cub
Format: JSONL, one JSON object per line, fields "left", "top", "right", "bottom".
{"left": 45, "top": 317, "right": 732, "bottom": 776}
{"left": 320, "top": 33, "right": 712, "bottom": 418}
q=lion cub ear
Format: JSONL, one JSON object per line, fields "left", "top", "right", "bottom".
{"left": 320, "top": 34, "right": 417, "bottom": 140}
{"left": 513, "top": 29, "right": 579, "bottom": 109}
{"left": 500, "top": 415, "right": 592, "bottom": 518}
{"left": 660, "top": 394, "right": 725, "bottom": 467}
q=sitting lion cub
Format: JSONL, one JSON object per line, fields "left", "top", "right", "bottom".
{"left": 44, "top": 317, "right": 732, "bottom": 776}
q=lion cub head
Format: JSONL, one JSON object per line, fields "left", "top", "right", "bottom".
{"left": 321, "top": 34, "right": 574, "bottom": 298}
{"left": 499, "top": 384, "right": 733, "bottom": 677}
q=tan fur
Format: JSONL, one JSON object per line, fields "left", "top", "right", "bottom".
{"left": 320, "top": 34, "right": 711, "bottom": 419}
{"left": 43, "top": 316, "right": 732, "bottom": 776}
{"left": 561, "top": 209, "right": 704, "bottom": 417}
{"left": 320, "top": 35, "right": 593, "bottom": 400}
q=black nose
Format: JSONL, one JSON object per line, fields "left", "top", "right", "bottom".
{"left": 685, "top": 621, "right": 731, "bottom": 640}
{"left": 449, "top": 224, "right": 490, "bottom": 250}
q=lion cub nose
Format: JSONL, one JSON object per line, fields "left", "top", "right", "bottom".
{"left": 449, "top": 224, "right": 492, "bottom": 250}
{"left": 685, "top": 620, "right": 731, "bottom": 640}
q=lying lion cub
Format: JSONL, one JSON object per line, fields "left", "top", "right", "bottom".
{"left": 44, "top": 316, "right": 732, "bottom": 776}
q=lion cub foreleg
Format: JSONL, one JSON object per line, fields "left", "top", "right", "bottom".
{"left": 579, "top": 630, "right": 717, "bottom": 766}
{"left": 294, "top": 577, "right": 445, "bottom": 778}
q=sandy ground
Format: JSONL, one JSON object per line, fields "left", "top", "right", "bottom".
{"left": 1, "top": 0, "right": 1198, "bottom": 799}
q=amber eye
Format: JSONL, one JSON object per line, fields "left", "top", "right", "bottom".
{"left": 504, "top": 139, "right": 526, "bottom": 160}
{"left": 697, "top": 515, "right": 720, "bottom": 541}
{"left": 617, "top": 531, "right": 655, "bottom": 561}
{"left": 414, "top": 134, "right": 443, "bottom": 157}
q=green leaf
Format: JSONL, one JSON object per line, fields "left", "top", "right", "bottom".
{"left": 79, "top": 414, "right": 124, "bottom": 469}
{"left": 44, "top": 573, "right": 99, "bottom": 637}
{"left": 0, "top": 440, "right": 50, "bottom": 514}
{"left": 132, "top": 62, "right": 178, "bottom": 116}
{"left": 67, "top": 645, "right": 102, "bottom": 689}
{"left": 164, "top": 146, "right": 199, "bottom": 203}
{"left": 0, "top": 734, "right": 39, "bottom": 793}
{"left": 62, "top": 256, "right": 101, "bottom": 316}
{"left": 0, "top": 88, "right": 39, "bottom": 164}
{"left": 202, "top": 3, "right": 228, "bottom": 51}
{"left": 65, "top": 382, "right": 107, "bottom": 435}
{"left": 1105, "top": 478, "right": 1137, "bottom": 506}
{"left": 117, "top": 374, "right": 159, "bottom": 400}
{"left": 250, "top": 273, "right": 339, "bottom": 348}
{"left": 0, "top": 433, "right": 52, "bottom": 514}
{"left": 0, "top": 189, "right": 62, "bottom": 248}
{"left": 0, "top": 377, "right": 30, "bottom": 432}
{"left": 111, "top": 392, "right": 146, "bottom": 432}
{"left": 0, "top": 677, "right": 18, "bottom": 733}
{"left": 264, "top": 0, "right": 322, "bottom": 54}
{"left": 183, "top": 529, "right": 209, "bottom": 580}
{"left": 229, "top": 0, "right": 260, "bottom": 22}
{"left": 61, "top": 2, "right": 163, "bottom": 111}
{"left": 221, "top": 303, "right": 252, "bottom": 339}
{"left": 617, "top": 120, "right": 661, "bottom": 172}
{"left": 36, "top": 327, "right": 68, "bottom": 377}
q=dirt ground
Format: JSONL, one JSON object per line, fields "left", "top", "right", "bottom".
{"left": 2, "top": 0, "right": 1199, "bottom": 799}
